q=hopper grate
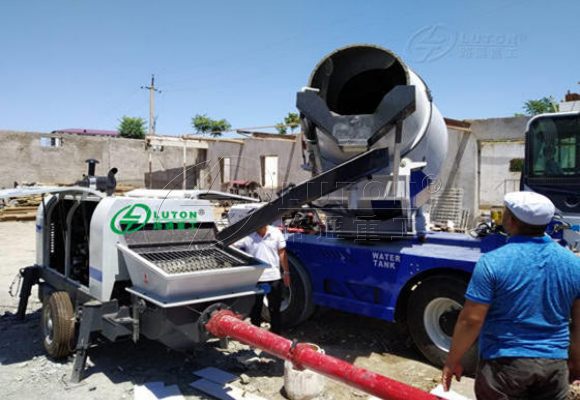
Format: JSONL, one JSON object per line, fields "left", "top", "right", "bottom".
{"left": 138, "top": 246, "right": 248, "bottom": 274}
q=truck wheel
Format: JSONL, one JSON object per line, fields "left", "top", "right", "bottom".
{"left": 262, "top": 254, "right": 315, "bottom": 328}
{"left": 41, "top": 291, "right": 75, "bottom": 359}
{"left": 407, "top": 276, "right": 478, "bottom": 374}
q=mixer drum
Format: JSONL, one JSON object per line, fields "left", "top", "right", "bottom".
{"left": 303, "top": 44, "right": 447, "bottom": 181}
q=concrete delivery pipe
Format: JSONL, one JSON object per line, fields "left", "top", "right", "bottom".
{"left": 301, "top": 44, "right": 447, "bottom": 180}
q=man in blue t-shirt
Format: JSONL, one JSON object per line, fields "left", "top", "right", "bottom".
{"left": 441, "top": 191, "right": 580, "bottom": 399}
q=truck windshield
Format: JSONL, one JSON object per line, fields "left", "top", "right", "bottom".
{"left": 528, "top": 114, "right": 580, "bottom": 178}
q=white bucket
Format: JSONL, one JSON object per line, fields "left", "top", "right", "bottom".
{"left": 284, "top": 344, "right": 326, "bottom": 400}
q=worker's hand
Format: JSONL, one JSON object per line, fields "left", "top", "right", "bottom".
{"left": 441, "top": 361, "right": 463, "bottom": 392}
{"left": 282, "top": 272, "right": 291, "bottom": 287}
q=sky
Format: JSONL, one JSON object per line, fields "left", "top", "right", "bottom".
{"left": 1, "top": 0, "right": 579, "bottom": 137}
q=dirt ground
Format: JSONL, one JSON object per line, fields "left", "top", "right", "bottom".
{"left": 0, "top": 221, "right": 476, "bottom": 399}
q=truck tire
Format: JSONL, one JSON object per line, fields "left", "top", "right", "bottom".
{"left": 41, "top": 291, "right": 75, "bottom": 359}
{"left": 407, "top": 276, "right": 478, "bottom": 374}
{"left": 262, "top": 254, "right": 315, "bottom": 328}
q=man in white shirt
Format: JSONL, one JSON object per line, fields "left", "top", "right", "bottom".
{"left": 234, "top": 224, "right": 290, "bottom": 334}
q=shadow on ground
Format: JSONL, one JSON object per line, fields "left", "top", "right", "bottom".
{"left": 1, "top": 304, "right": 444, "bottom": 399}
{"left": 286, "top": 307, "right": 431, "bottom": 364}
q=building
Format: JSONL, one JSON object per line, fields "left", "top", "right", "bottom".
{"left": 560, "top": 91, "right": 580, "bottom": 112}
{"left": 428, "top": 116, "right": 528, "bottom": 226}
{"left": 200, "top": 131, "right": 309, "bottom": 200}
{"left": 0, "top": 116, "right": 531, "bottom": 224}
{"left": 0, "top": 129, "right": 306, "bottom": 196}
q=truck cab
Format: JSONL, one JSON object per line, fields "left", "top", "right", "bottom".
{"left": 523, "top": 111, "right": 580, "bottom": 250}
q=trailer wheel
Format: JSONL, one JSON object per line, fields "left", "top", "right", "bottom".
{"left": 41, "top": 291, "right": 75, "bottom": 359}
{"left": 262, "top": 254, "right": 315, "bottom": 328}
{"left": 407, "top": 276, "right": 478, "bottom": 374}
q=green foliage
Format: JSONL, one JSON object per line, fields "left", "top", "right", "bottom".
{"left": 192, "top": 114, "right": 213, "bottom": 134}
{"left": 118, "top": 116, "right": 146, "bottom": 139}
{"left": 275, "top": 123, "right": 287, "bottom": 135}
{"left": 509, "top": 158, "right": 524, "bottom": 172}
{"left": 210, "top": 119, "right": 231, "bottom": 137}
{"left": 522, "top": 97, "right": 559, "bottom": 116}
{"left": 274, "top": 112, "right": 300, "bottom": 135}
{"left": 283, "top": 112, "right": 300, "bottom": 133}
{"left": 192, "top": 114, "right": 231, "bottom": 137}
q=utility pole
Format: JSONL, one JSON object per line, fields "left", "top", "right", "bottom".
{"left": 141, "top": 74, "right": 161, "bottom": 188}
{"left": 141, "top": 74, "right": 162, "bottom": 135}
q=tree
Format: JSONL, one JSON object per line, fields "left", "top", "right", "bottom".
{"left": 284, "top": 112, "right": 300, "bottom": 133}
{"left": 118, "top": 116, "right": 146, "bottom": 139}
{"left": 210, "top": 118, "right": 231, "bottom": 137}
{"left": 274, "top": 112, "right": 300, "bottom": 135}
{"left": 522, "top": 97, "right": 559, "bottom": 116}
{"left": 192, "top": 114, "right": 231, "bottom": 137}
{"left": 192, "top": 114, "right": 213, "bottom": 134}
{"left": 275, "top": 123, "right": 287, "bottom": 135}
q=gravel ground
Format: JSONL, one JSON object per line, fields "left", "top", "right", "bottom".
{"left": 0, "top": 221, "right": 478, "bottom": 399}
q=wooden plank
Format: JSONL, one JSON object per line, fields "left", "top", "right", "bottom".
{"left": 0, "top": 212, "right": 36, "bottom": 221}
{"left": 2, "top": 207, "right": 38, "bottom": 214}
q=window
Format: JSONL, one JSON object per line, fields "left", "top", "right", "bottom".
{"left": 528, "top": 115, "right": 580, "bottom": 177}
{"left": 509, "top": 158, "right": 524, "bottom": 172}
{"left": 220, "top": 157, "right": 231, "bottom": 183}
{"left": 40, "top": 137, "right": 63, "bottom": 148}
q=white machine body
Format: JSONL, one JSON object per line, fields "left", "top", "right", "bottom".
{"left": 88, "top": 197, "right": 216, "bottom": 301}
{"left": 34, "top": 192, "right": 266, "bottom": 303}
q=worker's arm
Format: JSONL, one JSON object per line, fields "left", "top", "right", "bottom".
{"left": 570, "top": 299, "right": 580, "bottom": 383}
{"left": 442, "top": 300, "right": 489, "bottom": 391}
{"left": 279, "top": 248, "right": 291, "bottom": 287}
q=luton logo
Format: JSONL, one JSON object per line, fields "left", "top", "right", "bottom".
{"left": 110, "top": 204, "right": 151, "bottom": 234}
{"left": 110, "top": 203, "right": 197, "bottom": 234}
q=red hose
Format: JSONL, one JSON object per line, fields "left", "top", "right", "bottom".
{"left": 205, "top": 310, "right": 438, "bottom": 400}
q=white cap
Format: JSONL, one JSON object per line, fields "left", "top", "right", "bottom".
{"left": 503, "top": 191, "right": 555, "bottom": 226}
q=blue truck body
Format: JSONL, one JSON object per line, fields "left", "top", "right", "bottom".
{"left": 286, "top": 231, "right": 507, "bottom": 322}
{"left": 280, "top": 217, "right": 570, "bottom": 373}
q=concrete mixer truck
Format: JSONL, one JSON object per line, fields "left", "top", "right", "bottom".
{"left": 222, "top": 45, "right": 580, "bottom": 373}
{"left": 218, "top": 44, "right": 484, "bottom": 372}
